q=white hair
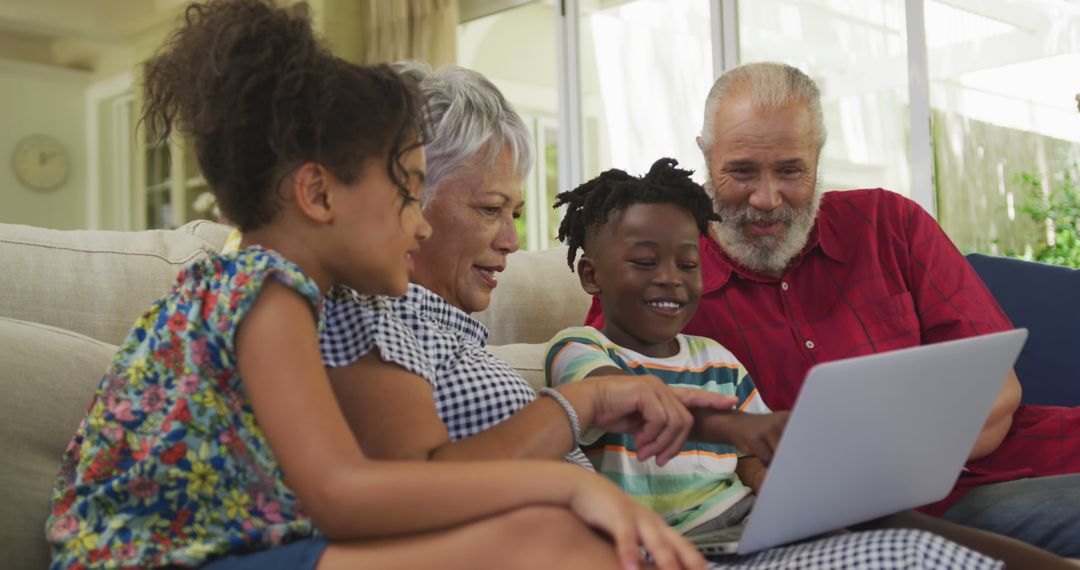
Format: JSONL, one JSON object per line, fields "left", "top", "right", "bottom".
{"left": 700, "top": 62, "right": 827, "bottom": 155}
{"left": 392, "top": 61, "right": 534, "bottom": 206}
{"left": 710, "top": 182, "right": 823, "bottom": 275}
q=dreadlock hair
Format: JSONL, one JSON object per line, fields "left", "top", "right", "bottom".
{"left": 553, "top": 157, "right": 721, "bottom": 271}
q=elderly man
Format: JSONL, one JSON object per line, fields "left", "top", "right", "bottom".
{"left": 586, "top": 62, "right": 1080, "bottom": 556}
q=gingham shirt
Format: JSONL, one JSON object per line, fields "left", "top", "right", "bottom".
{"left": 321, "top": 283, "right": 591, "bottom": 468}
{"left": 703, "top": 528, "right": 1000, "bottom": 569}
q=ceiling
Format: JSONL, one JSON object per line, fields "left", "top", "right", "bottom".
{"left": 0, "top": 0, "right": 186, "bottom": 72}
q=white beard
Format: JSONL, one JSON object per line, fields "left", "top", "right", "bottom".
{"left": 711, "top": 188, "right": 823, "bottom": 276}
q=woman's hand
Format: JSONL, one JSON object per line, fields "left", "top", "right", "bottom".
{"left": 671, "top": 386, "right": 740, "bottom": 411}
{"left": 568, "top": 472, "right": 707, "bottom": 570}
{"left": 563, "top": 374, "right": 735, "bottom": 466}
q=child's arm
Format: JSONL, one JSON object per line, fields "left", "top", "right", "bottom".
{"left": 329, "top": 355, "right": 701, "bottom": 464}
{"left": 239, "top": 282, "right": 703, "bottom": 568}
{"left": 688, "top": 410, "right": 789, "bottom": 464}
{"left": 686, "top": 365, "right": 789, "bottom": 464}
{"left": 329, "top": 354, "right": 573, "bottom": 461}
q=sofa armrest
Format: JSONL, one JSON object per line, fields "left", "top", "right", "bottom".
{"left": 0, "top": 317, "right": 118, "bottom": 570}
{"left": 0, "top": 220, "right": 233, "bottom": 346}
{"left": 966, "top": 253, "right": 1080, "bottom": 407}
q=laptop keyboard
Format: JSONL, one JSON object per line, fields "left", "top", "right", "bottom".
{"left": 689, "top": 524, "right": 746, "bottom": 544}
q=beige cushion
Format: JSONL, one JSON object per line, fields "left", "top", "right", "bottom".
{"left": 473, "top": 246, "right": 592, "bottom": 345}
{"left": 486, "top": 342, "right": 548, "bottom": 392}
{"left": 0, "top": 317, "right": 118, "bottom": 570}
{"left": 0, "top": 220, "right": 232, "bottom": 346}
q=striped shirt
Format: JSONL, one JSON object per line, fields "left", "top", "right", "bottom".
{"left": 546, "top": 326, "right": 769, "bottom": 532}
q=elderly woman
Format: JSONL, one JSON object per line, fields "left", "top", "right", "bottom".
{"left": 319, "top": 62, "right": 710, "bottom": 467}
{"left": 317, "top": 63, "right": 1020, "bottom": 569}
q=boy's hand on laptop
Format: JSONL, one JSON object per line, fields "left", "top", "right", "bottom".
{"left": 689, "top": 410, "right": 790, "bottom": 465}
{"left": 735, "top": 456, "right": 769, "bottom": 492}
{"left": 750, "top": 467, "right": 768, "bottom": 491}
{"left": 725, "top": 411, "right": 789, "bottom": 465}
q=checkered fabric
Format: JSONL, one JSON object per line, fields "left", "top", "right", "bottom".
{"left": 321, "top": 283, "right": 591, "bottom": 468}
{"left": 706, "top": 529, "right": 1001, "bottom": 570}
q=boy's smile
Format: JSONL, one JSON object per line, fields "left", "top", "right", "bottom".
{"left": 644, "top": 297, "right": 687, "bottom": 315}
{"left": 579, "top": 202, "right": 704, "bottom": 358}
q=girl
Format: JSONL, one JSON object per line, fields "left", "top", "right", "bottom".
{"left": 44, "top": 2, "right": 703, "bottom": 569}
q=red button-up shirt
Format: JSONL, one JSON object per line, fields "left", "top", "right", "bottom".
{"left": 586, "top": 188, "right": 1080, "bottom": 514}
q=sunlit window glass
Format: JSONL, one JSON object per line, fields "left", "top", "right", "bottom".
{"left": 738, "top": 0, "right": 913, "bottom": 198}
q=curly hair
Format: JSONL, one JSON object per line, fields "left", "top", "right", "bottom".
{"left": 142, "top": 0, "right": 427, "bottom": 231}
{"left": 553, "top": 158, "right": 720, "bottom": 271}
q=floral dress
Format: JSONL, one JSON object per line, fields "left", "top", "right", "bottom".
{"left": 46, "top": 246, "right": 321, "bottom": 569}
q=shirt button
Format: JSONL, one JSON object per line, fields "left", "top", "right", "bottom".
{"left": 781, "top": 282, "right": 789, "bottom": 291}
{"left": 805, "top": 340, "right": 815, "bottom": 349}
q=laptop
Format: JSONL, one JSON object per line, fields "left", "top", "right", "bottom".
{"left": 691, "top": 329, "right": 1028, "bottom": 556}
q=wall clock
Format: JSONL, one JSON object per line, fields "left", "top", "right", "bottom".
{"left": 12, "top": 134, "right": 70, "bottom": 191}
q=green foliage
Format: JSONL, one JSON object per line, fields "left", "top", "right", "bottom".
{"left": 1010, "top": 169, "right": 1080, "bottom": 267}
{"left": 514, "top": 214, "right": 528, "bottom": 248}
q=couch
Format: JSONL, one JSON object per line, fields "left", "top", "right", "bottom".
{"left": 1, "top": 221, "right": 234, "bottom": 569}
{"left": 965, "top": 253, "right": 1080, "bottom": 407}
{"left": 0, "top": 220, "right": 589, "bottom": 569}
{"left": 2, "top": 221, "right": 1076, "bottom": 569}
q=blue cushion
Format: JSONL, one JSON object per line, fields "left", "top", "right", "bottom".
{"left": 966, "top": 253, "right": 1080, "bottom": 407}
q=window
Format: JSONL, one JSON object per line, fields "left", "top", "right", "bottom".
{"left": 737, "top": 0, "right": 914, "bottom": 197}
{"left": 459, "top": 2, "right": 561, "bottom": 249}
{"left": 926, "top": 0, "right": 1080, "bottom": 254}
{"left": 578, "top": 0, "right": 713, "bottom": 181}
{"left": 457, "top": 0, "right": 1080, "bottom": 259}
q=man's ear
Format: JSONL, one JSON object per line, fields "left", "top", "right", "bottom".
{"left": 696, "top": 135, "right": 705, "bottom": 152}
{"left": 577, "top": 256, "right": 601, "bottom": 295}
{"left": 291, "top": 162, "right": 334, "bottom": 223}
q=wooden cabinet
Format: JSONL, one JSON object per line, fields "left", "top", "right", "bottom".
{"left": 138, "top": 133, "right": 212, "bottom": 229}
{"left": 128, "top": 7, "right": 217, "bottom": 230}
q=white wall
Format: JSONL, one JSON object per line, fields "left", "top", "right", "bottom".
{"left": 0, "top": 58, "right": 88, "bottom": 229}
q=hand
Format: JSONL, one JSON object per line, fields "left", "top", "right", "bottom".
{"left": 671, "top": 387, "right": 739, "bottom": 411}
{"left": 570, "top": 374, "right": 695, "bottom": 466}
{"left": 723, "top": 411, "right": 789, "bottom": 465}
{"left": 750, "top": 466, "right": 768, "bottom": 491}
{"left": 568, "top": 472, "right": 707, "bottom": 570}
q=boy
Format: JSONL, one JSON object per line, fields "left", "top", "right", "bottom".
{"left": 545, "top": 157, "right": 785, "bottom": 536}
